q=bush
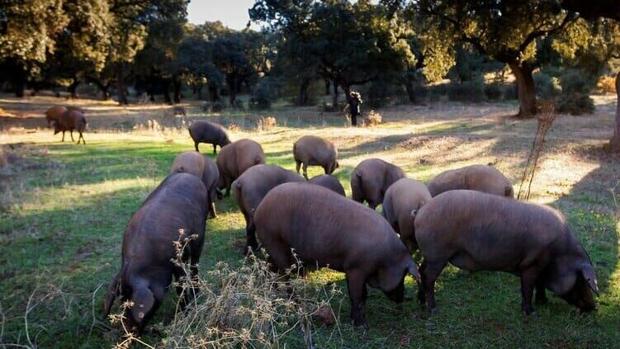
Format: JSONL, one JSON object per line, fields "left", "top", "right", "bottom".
{"left": 484, "top": 82, "right": 503, "bottom": 100}
{"left": 366, "top": 78, "right": 400, "bottom": 108}
{"left": 534, "top": 72, "right": 561, "bottom": 99}
{"left": 447, "top": 77, "right": 485, "bottom": 102}
{"left": 250, "top": 79, "right": 276, "bottom": 110}
{"left": 597, "top": 75, "right": 617, "bottom": 94}
{"left": 557, "top": 69, "right": 595, "bottom": 115}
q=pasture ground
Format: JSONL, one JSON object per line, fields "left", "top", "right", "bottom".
{"left": 0, "top": 94, "right": 619, "bottom": 348}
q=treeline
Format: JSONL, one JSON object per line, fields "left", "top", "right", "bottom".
{"left": 0, "top": 0, "right": 618, "bottom": 117}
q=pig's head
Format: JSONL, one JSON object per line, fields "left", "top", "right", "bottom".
{"left": 221, "top": 133, "right": 231, "bottom": 146}
{"left": 368, "top": 257, "right": 420, "bottom": 303}
{"left": 545, "top": 256, "right": 598, "bottom": 313}
{"left": 124, "top": 285, "right": 158, "bottom": 334}
{"left": 327, "top": 160, "right": 339, "bottom": 174}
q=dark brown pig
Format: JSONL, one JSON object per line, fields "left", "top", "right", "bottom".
{"left": 309, "top": 174, "right": 346, "bottom": 196}
{"left": 188, "top": 120, "right": 231, "bottom": 154}
{"left": 45, "top": 105, "right": 67, "bottom": 127}
{"left": 351, "top": 158, "right": 405, "bottom": 209}
{"left": 54, "top": 108, "right": 87, "bottom": 144}
{"left": 254, "top": 182, "right": 420, "bottom": 328}
{"left": 382, "top": 178, "right": 431, "bottom": 253}
{"left": 427, "top": 164, "right": 513, "bottom": 197}
{"left": 169, "top": 151, "right": 220, "bottom": 218}
{"left": 216, "top": 139, "right": 266, "bottom": 196}
{"left": 293, "top": 135, "right": 338, "bottom": 179}
{"left": 415, "top": 190, "right": 598, "bottom": 315}
{"left": 103, "top": 172, "right": 208, "bottom": 334}
{"left": 232, "top": 164, "right": 304, "bottom": 251}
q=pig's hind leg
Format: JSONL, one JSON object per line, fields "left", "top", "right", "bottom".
{"left": 418, "top": 259, "right": 446, "bottom": 313}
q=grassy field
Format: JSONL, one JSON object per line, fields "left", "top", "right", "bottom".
{"left": 1, "top": 95, "right": 619, "bottom": 348}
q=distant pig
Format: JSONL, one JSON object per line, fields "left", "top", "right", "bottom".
{"left": 427, "top": 164, "right": 513, "bottom": 197}
{"left": 54, "top": 108, "right": 87, "bottom": 144}
{"left": 309, "top": 174, "right": 346, "bottom": 196}
{"left": 216, "top": 139, "right": 265, "bottom": 196}
{"left": 415, "top": 190, "right": 598, "bottom": 315}
{"left": 103, "top": 172, "right": 208, "bottom": 334}
{"left": 188, "top": 120, "right": 231, "bottom": 154}
{"left": 254, "top": 182, "right": 420, "bottom": 328}
{"left": 232, "top": 164, "right": 304, "bottom": 251}
{"left": 351, "top": 158, "right": 405, "bottom": 209}
{"left": 45, "top": 105, "right": 67, "bottom": 127}
{"left": 382, "top": 178, "right": 431, "bottom": 253}
{"left": 170, "top": 151, "right": 220, "bottom": 218}
{"left": 293, "top": 135, "right": 338, "bottom": 179}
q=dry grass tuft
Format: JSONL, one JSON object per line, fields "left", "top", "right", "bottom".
{"left": 363, "top": 110, "right": 382, "bottom": 127}
{"left": 161, "top": 254, "right": 342, "bottom": 348}
{"left": 256, "top": 116, "right": 277, "bottom": 131}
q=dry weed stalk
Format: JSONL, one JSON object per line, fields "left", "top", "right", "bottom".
{"left": 518, "top": 101, "right": 557, "bottom": 200}
{"left": 256, "top": 116, "right": 277, "bottom": 131}
{"left": 363, "top": 110, "right": 382, "bottom": 127}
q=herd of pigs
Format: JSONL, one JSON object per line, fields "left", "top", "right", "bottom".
{"left": 43, "top": 107, "right": 599, "bottom": 335}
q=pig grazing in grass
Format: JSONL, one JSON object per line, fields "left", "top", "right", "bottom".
{"left": 254, "top": 182, "right": 420, "bottom": 328}
{"left": 382, "top": 178, "right": 431, "bottom": 253}
{"left": 293, "top": 135, "right": 338, "bottom": 179}
{"left": 170, "top": 151, "right": 220, "bottom": 218}
{"left": 232, "top": 164, "right": 305, "bottom": 251}
{"left": 309, "top": 174, "right": 346, "bottom": 196}
{"left": 53, "top": 108, "right": 87, "bottom": 144}
{"left": 427, "top": 164, "right": 513, "bottom": 197}
{"left": 103, "top": 173, "right": 208, "bottom": 334}
{"left": 188, "top": 120, "right": 231, "bottom": 154}
{"left": 351, "top": 158, "right": 405, "bottom": 209}
{"left": 216, "top": 139, "right": 265, "bottom": 196}
{"left": 415, "top": 190, "right": 598, "bottom": 315}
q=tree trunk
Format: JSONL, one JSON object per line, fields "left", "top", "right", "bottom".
{"left": 404, "top": 78, "right": 417, "bottom": 104}
{"left": 609, "top": 72, "right": 620, "bottom": 153}
{"left": 116, "top": 64, "right": 128, "bottom": 105}
{"left": 227, "top": 74, "right": 237, "bottom": 106}
{"left": 13, "top": 65, "right": 26, "bottom": 98}
{"left": 297, "top": 78, "right": 310, "bottom": 106}
{"left": 509, "top": 62, "right": 537, "bottom": 118}
{"left": 173, "top": 77, "right": 181, "bottom": 104}
{"left": 325, "top": 79, "right": 331, "bottom": 95}
{"left": 332, "top": 80, "right": 339, "bottom": 110}
{"left": 68, "top": 78, "right": 80, "bottom": 99}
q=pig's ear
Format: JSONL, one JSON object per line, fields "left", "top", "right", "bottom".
{"left": 406, "top": 259, "right": 421, "bottom": 283}
{"left": 131, "top": 286, "right": 155, "bottom": 324}
{"left": 580, "top": 264, "right": 599, "bottom": 295}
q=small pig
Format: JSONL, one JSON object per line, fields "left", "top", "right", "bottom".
{"left": 254, "top": 182, "right": 420, "bottom": 328}
{"left": 415, "top": 190, "right": 598, "bottom": 315}
{"left": 382, "top": 178, "right": 431, "bottom": 253}
{"left": 54, "top": 109, "right": 87, "bottom": 144}
{"left": 216, "top": 139, "right": 265, "bottom": 196}
{"left": 169, "top": 151, "right": 220, "bottom": 218}
{"left": 427, "top": 164, "right": 513, "bottom": 197}
{"left": 351, "top": 158, "right": 405, "bottom": 209}
{"left": 293, "top": 135, "right": 339, "bottom": 179}
{"left": 309, "top": 174, "right": 346, "bottom": 196}
{"left": 103, "top": 172, "right": 208, "bottom": 334}
{"left": 232, "top": 164, "right": 305, "bottom": 251}
{"left": 188, "top": 120, "right": 231, "bottom": 154}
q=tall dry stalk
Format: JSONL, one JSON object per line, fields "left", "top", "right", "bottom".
{"left": 518, "top": 101, "right": 557, "bottom": 200}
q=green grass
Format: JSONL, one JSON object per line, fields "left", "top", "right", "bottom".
{"left": 1, "top": 105, "right": 619, "bottom": 348}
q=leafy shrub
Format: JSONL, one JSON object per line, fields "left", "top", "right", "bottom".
{"left": 484, "top": 82, "right": 503, "bottom": 100}
{"left": 250, "top": 79, "right": 275, "bottom": 110}
{"left": 447, "top": 77, "right": 485, "bottom": 102}
{"left": 366, "top": 78, "right": 400, "bottom": 108}
{"left": 557, "top": 69, "right": 595, "bottom": 115}
{"left": 534, "top": 72, "right": 561, "bottom": 99}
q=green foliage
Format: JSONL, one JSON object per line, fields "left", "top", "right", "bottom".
{"left": 483, "top": 82, "right": 503, "bottom": 100}
{"left": 534, "top": 72, "right": 561, "bottom": 99}
{"left": 366, "top": 77, "right": 402, "bottom": 108}
{"left": 250, "top": 78, "right": 277, "bottom": 110}
{"left": 557, "top": 69, "right": 596, "bottom": 115}
{"left": 447, "top": 77, "right": 485, "bottom": 103}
